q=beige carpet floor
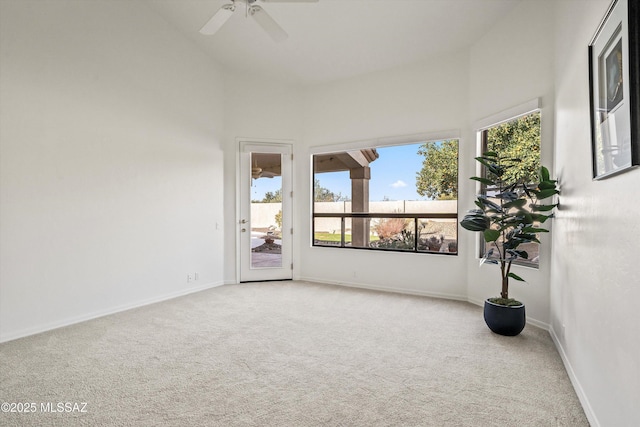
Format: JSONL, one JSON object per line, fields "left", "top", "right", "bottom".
{"left": 0, "top": 281, "right": 588, "bottom": 426}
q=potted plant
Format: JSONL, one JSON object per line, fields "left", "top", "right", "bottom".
{"left": 460, "top": 151, "right": 559, "bottom": 336}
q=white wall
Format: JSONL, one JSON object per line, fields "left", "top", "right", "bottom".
{"left": 467, "top": 0, "right": 556, "bottom": 326}
{"left": 299, "top": 51, "right": 470, "bottom": 300}
{"left": 3, "top": 1, "right": 638, "bottom": 423}
{"left": 552, "top": 1, "right": 640, "bottom": 425}
{"left": 221, "top": 72, "right": 303, "bottom": 284}
{"left": 0, "top": 0, "right": 225, "bottom": 341}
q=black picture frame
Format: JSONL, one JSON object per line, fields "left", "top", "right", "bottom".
{"left": 589, "top": 0, "right": 640, "bottom": 180}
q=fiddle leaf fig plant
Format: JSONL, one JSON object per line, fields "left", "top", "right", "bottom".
{"left": 460, "top": 151, "right": 559, "bottom": 305}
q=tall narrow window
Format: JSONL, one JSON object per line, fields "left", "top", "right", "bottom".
{"left": 478, "top": 111, "right": 541, "bottom": 266}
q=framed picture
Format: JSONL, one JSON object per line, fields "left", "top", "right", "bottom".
{"left": 589, "top": 0, "right": 640, "bottom": 180}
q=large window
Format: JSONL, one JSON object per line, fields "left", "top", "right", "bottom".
{"left": 312, "top": 140, "right": 459, "bottom": 254}
{"left": 478, "top": 110, "right": 541, "bottom": 267}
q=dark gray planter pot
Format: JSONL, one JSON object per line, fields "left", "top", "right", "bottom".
{"left": 483, "top": 299, "right": 526, "bottom": 336}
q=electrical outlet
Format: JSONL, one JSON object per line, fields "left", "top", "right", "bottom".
{"left": 187, "top": 274, "right": 193, "bottom": 283}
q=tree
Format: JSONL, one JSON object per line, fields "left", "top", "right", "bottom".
{"left": 253, "top": 179, "right": 349, "bottom": 203}
{"left": 416, "top": 140, "right": 459, "bottom": 200}
{"left": 251, "top": 189, "right": 283, "bottom": 203}
{"left": 485, "top": 113, "right": 540, "bottom": 186}
{"left": 314, "top": 179, "right": 348, "bottom": 202}
{"left": 415, "top": 113, "right": 541, "bottom": 200}
{"left": 261, "top": 189, "right": 282, "bottom": 203}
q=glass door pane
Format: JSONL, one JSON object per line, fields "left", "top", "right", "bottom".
{"left": 250, "top": 152, "right": 283, "bottom": 268}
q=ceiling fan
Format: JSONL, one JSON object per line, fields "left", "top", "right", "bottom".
{"left": 251, "top": 159, "right": 277, "bottom": 179}
{"left": 252, "top": 167, "right": 277, "bottom": 179}
{"left": 199, "top": 0, "right": 318, "bottom": 42}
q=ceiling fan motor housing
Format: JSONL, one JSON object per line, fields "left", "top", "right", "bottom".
{"left": 199, "top": 0, "right": 318, "bottom": 41}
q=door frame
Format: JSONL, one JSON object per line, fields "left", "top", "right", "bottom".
{"left": 236, "top": 138, "right": 294, "bottom": 283}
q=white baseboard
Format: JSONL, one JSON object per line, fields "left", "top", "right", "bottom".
{"left": 524, "top": 317, "right": 549, "bottom": 331}
{"left": 549, "top": 326, "right": 600, "bottom": 427}
{"left": 298, "top": 276, "right": 468, "bottom": 302}
{"left": 0, "top": 281, "right": 226, "bottom": 343}
{"left": 301, "top": 281, "right": 550, "bottom": 331}
{"left": 467, "top": 297, "right": 486, "bottom": 308}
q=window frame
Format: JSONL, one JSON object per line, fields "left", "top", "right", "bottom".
{"left": 310, "top": 131, "right": 460, "bottom": 255}
{"left": 474, "top": 99, "right": 542, "bottom": 269}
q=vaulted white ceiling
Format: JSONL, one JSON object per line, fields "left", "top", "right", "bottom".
{"left": 146, "top": 0, "right": 521, "bottom": 86}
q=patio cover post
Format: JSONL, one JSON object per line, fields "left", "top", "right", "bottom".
{"left": 350, "top": 166, "right": 370, "bottom": 247}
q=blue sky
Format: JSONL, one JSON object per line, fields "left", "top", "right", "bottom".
{"left": 251, "top": 142, "right": 431, "bottom": 202}
{"left": 251, "top": 176, "right": 282, "bottom": 201}
{"left": 317, "top": 143, "right": 428, "bottom": 201}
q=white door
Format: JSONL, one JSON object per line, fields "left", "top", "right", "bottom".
{"left": 239, "top": 141, "right": 293, "bottom": 282}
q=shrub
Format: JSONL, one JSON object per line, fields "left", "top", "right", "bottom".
{"left": 423, "top": 236, "right": 442, "bottom": 251}
{"left": 374, "top": 217, "right": 406, "bottom": 239}
{"left": 374, "top": 229, "right": 415, "bottom": 250}
{"left": 275, "top": 210, "right": 282, "bottom": 229}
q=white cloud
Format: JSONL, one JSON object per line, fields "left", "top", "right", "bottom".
{"left": 390, "top": 180, "right": 407, "bottom": 188}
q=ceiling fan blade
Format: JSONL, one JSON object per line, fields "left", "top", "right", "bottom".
{"left": 249, "top": 5, "right": 288, "bottom": 42}
{"left": 199, "top": 4, "right": 235, "bottom": 35}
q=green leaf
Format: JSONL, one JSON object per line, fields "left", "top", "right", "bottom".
{"left": 498, "top": 191, "right": 519, "bottom": 201}
{"left": 470, "top": 176, "right": 496, "bottom": 186}
{"left": 523, "top": 212, "right": 534, "bottom": 224}
{"left": 514, "top": 234, "right": 541, "bottom": 244}
{"left": 521, "top": 227, "right": 548, "bottom": 233}
{"left": 477, "top": 195, "right": 502, "bottom": 212}
{"left": 483, "top": 229, "right": 500, "bottom": 242}
{"left": 534, "top": 188, "right": 560, "bottom": 199}
{"left": 503, "top": 199, "right": 527, "bottom": 209}
{"left": 508, "top": 272, "right": 526, "bottom": 282}
{"left": 461, "top": 213, "right": 490, "bottom": 231}
{"left": 505, "top": 182, "right": 519, "bottom": 193}
{"left": 540, "top": 166, "right": 550, "bottom": 182}
{"left": 538, "top": 180, "right": 557, "bottom": 190}
{"left": 475, "top": 157, "right": 503, "bottom": 177}
{"left": 514, "top": 250, "right": 529, "bottom": 259}
{"left": 531, "top": 203, "right": 558, "bottom": 212}
{"left": 482, "top": 151, "right": 498, "bottom": 158}
{"left": 503, "top": 239, "right": 520, "bottom": 250}
{"left": 532, "top": 213, "right": 552, "bottom": 223}
{"left": 461, "top": 219, "right": 488, "bottom": 231}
